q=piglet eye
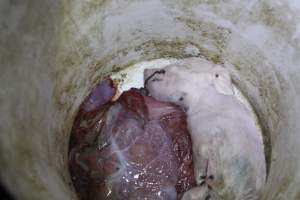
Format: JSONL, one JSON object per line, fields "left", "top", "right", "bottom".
{"left": 179, "top": 97, "right": 184, "bottom": 101}
{"left": 215, "top": 73, "right": 219, "bottom": 78}
{"left": 160, "top": 69, "right": 166, "bottom": 74}
{"left": 152, "top": 77, "right": 163, "bottom": 82}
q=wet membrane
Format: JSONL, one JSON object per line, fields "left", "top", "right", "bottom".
{"left": 69, "top": 78, "right": 196, "bottom": 200}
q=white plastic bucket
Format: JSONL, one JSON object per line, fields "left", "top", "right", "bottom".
{"left": 1, "top": 0, "right": 300, "bottom": 199}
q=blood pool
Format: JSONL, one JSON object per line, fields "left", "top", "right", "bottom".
{"left": 69, "top": 78, "right": 196, "bottom": 200}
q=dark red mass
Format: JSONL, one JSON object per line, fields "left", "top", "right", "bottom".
{"left": 69, "top": 78, "right": 196, "bottom": 200}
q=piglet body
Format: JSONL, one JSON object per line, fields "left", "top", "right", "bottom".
{"left": 144, "top": 58, "right": 266, "bottom": 200}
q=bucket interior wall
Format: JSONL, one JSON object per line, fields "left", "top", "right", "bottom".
{"left": 1, "top": 0, "right": 300, "bottom": 199}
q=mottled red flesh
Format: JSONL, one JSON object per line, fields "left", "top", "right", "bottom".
{"left": 69, "top": 78, "right": 196, "bottom": 200}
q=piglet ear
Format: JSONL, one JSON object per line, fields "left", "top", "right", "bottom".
{"left": 213, "top": 67, "right": 234, "bottom": 95}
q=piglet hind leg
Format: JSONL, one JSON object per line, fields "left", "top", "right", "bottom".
{"left": 181, "top": 187, "right": 212, "bottom": 200}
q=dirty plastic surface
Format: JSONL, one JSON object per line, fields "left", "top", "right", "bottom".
{"left": 2, "top": 1, "right": 300, "bottom": 200}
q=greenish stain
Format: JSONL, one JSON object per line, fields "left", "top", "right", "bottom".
{"left": 295, "top": 189, "right": 300, "bottom": 199}
{"left": 275, "top": 176, "right": 293, "bottom": 197}
{"left": 257, "top": 2, "right": 285, "bottom": 28}
{"left": 234, "top": 64, "right": 241, "bottom": 71}
{"left": 194, "top": 45, "right": 222, "bottom": 64}
{"left": 259, "top": 117, "right": 272, "bottom": 177}
{"left": 232, "top": 80, "right": 272, "bottom": 177}
{"left": 110, "top": 65, "right": 123, "bottom": 73}
{"left": 136, "top": 39, "right": 223, "bottom": 64}
{"left": 175, "top": 16, "right": 231, "bottom": 51}
{"left": 250, "top": 1, "right": 294, "bottom": 39}
{"left": 80, "top": 0, "right": 109, "bottom": 18}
